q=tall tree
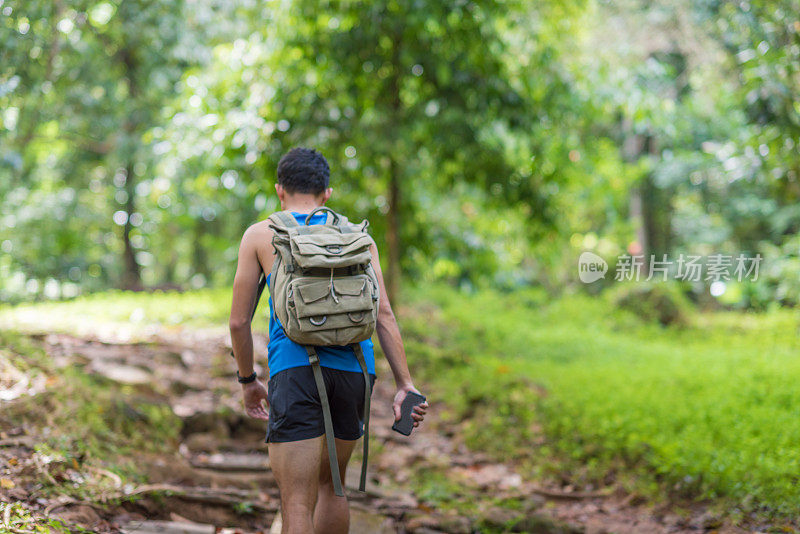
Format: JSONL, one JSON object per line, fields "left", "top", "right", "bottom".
{"left": 265, "top": 0, "right": 563, "bottom": 301}
{"left": 1, "top": 0, "right": 208, "bottom": 290}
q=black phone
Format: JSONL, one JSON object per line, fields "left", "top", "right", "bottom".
{"left": 392, "top": 391, "right": 427, "bottom": 436}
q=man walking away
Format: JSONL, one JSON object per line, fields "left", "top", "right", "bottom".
{"left": 229, "top": 147, "right": 428, "bottom": 534}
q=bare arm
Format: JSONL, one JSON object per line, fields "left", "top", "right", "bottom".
{"left": 229, "top": 224, "right": 274, "bottom": 420}
{"left": 369, "top": 242, "right": 428, "bottom": 425}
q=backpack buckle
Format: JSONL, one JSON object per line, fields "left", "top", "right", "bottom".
{"left": 309, "top": 315, "right": 327, "bottom": 326}
{"left": 348, "top": 312, "right": 365, "bottom": 323}
{"left": 325, "top": 244, "right": 342, "bottom": 254}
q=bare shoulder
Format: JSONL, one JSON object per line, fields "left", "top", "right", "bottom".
{"left": 242, "top": 219, "right": 274, "bottom": 245}
{"left": 240, "top": 219, "right": 276, "bottom": 273}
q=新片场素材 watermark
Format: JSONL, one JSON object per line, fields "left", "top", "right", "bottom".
{"left": 578, "top": 253, "right": 762, "bottom": 284}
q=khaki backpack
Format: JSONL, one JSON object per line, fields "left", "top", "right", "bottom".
{"left": 267, "top": 206, "right": 379, "bottom": 496}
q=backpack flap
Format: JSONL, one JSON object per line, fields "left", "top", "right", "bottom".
{"left": 289, "top": 230, "right": 372, "bottom": 269}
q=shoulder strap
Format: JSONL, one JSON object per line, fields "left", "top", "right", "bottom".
{"left": 269, "top": 210, "right": 300, "bottom": 229}
{"left": 239, "top": 213, "right": 292, "bottom": 330}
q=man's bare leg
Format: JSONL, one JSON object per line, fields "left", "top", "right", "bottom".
{"left": 269, "top": 436, "right": 324, "bottom": 534}
{"left": 314, "top": 438, "right": 357, "bottom": 534}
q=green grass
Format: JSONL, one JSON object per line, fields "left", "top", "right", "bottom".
{"left": 0, "top": 502, "right": 79, "bottom": 533}
{"left": 1, "top": 330, "right": 182, "bottom": 496}
{"left": 3, "top": 285, "right": 800, "bottom": 519}
{"left": 400, "top": 285, "right": 800, "bottom": 518}
{"left": 0, "top": 287, "right": 250, "bottom": 338}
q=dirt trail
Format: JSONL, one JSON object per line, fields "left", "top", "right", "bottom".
{"left": 0, "top": 329, "right": 752, "bottom": 533}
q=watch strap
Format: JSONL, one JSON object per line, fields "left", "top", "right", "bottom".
{"left": 237, "top": 370, "right": 257, "bottom": 384}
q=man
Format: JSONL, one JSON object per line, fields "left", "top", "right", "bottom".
{"left": 229, "top": 147, "right": 428, "bottom": 534}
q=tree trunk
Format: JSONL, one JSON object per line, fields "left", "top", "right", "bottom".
{"left": 120, "top": 47, "right": 142, "bottom": 290}
{"left": 193, "top": 218, "right": 211, "bottom": 283}
{"left": 623, "top": 123, "right": 648, "bottom": 260}
{"left": 386, "top": 157, "right": 401, "bottom": 303}
{"left": 385, "top": 30, "right": 403, "bottom": 304}
{"left": 121, "top": 160, "right": 141, "bottom": 289}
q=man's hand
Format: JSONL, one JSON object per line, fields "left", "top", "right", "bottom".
{"left": 393, "top": 385, "right": 429, "bottom": 428}
{"left": 242, "top": 380, "right": 269, "bottom": 420}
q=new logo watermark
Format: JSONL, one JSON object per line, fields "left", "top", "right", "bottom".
{"left": 578, "top": 251, "right": 608, "bottom": 283}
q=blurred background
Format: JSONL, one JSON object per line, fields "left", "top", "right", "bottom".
{"left": 2, "top": 0, "right": 798, "bottom": 307}
{"left": 2, "top": 0, "right": 800, "bottom": 531}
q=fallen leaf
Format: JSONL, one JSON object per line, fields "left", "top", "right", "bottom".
{"left": 1, "top": 478, "right": 15, "bottom": 489}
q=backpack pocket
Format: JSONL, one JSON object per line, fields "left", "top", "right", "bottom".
{"left": 286, "top": 275, "right": 378, "bottom": 345}
{"left": 290, "top": 232, "right": 372, "bottom": 269}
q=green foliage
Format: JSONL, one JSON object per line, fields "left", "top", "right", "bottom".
{"left": 2, "top": 0, "right": 798, "bottom": 307}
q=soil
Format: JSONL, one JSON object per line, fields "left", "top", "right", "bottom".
{"left": 0, "top": 328, "right": 769, "bottom": 533}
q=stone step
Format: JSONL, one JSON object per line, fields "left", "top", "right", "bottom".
{"left": 120, "top": 520, "right": 215, "bottom": 534}
{"left": 269, "top": 508, "right": 395, "bottom": 534}
{"left": 189, "top": 451, "right": 269, "bottom": 471}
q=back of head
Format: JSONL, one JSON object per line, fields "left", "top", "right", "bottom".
{"left": 277, "top": 147, "right": 330, "bottom": 195}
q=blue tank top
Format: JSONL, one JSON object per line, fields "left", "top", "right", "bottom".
{"left": 266, "top": 211, "right": 376, "bottom": 378}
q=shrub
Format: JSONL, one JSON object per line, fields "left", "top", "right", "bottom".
{"left": 611, "top": 282, "right": 692, "bottom": 326}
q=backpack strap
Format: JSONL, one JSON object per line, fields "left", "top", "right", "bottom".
{"left": 267, "top": 210, "right": 300, "bottom": 280}
{"left": 269, "top": 210, "right": 300, "bottom": 229}
{"left": 351, "top": 343, "right": 371, "bottom": 492}
{"left": 305, "top": 346, "right": 345, "bottom": 497}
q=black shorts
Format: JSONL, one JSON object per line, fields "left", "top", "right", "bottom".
{"left": 265, "top": 366, "right": 376, "bottom": 443}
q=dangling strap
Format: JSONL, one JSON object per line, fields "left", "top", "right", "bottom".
{"left": 305, "top": 346, "right": 345, "bottom": 497}
{"left": 351, "top": 343, "right": 371, "bottom": 492}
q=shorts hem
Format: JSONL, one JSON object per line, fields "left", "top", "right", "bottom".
{"left": 265, "top": 430, "right": 365, "bottom": 444}
{"left": 265, "top": 429, "right": 325, "bottom": 444}
{"left": 332, "top": 430, "right": 365, "bottom": 441}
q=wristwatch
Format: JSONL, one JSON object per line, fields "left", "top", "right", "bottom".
{"left": 237, "top": 370, "right": 257, "bottom": 384}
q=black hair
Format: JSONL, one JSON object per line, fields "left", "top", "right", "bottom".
{"left": 276, "top": 147, "right": 330, "bottom": 195}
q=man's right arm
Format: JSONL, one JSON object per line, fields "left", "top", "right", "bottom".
{"left": 229, "top": 226, "right": 263, "bottom": 378}
{"left": 229, "top": 224, "right": 273, "bottom": 421}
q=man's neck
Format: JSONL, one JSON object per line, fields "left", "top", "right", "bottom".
{"left": 281, "top": 192, "right": 323, "bottom": 214}
{"left": 283, "top": 202, "right": 323, "bottom": 214}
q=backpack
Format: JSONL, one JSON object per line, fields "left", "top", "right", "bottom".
{"left": 257, "top": 206, "right": 378, "bottom": 497}
{"left": 267, "top": 207, "right": 380, "bottom": 348}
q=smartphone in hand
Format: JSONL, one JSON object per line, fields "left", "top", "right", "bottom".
{"left": 392, "top": 391, "right": 427, "bottom": 436}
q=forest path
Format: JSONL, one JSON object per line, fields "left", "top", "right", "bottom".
{"left": 1, "top": 327, "right": 744, "bottom": 533}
